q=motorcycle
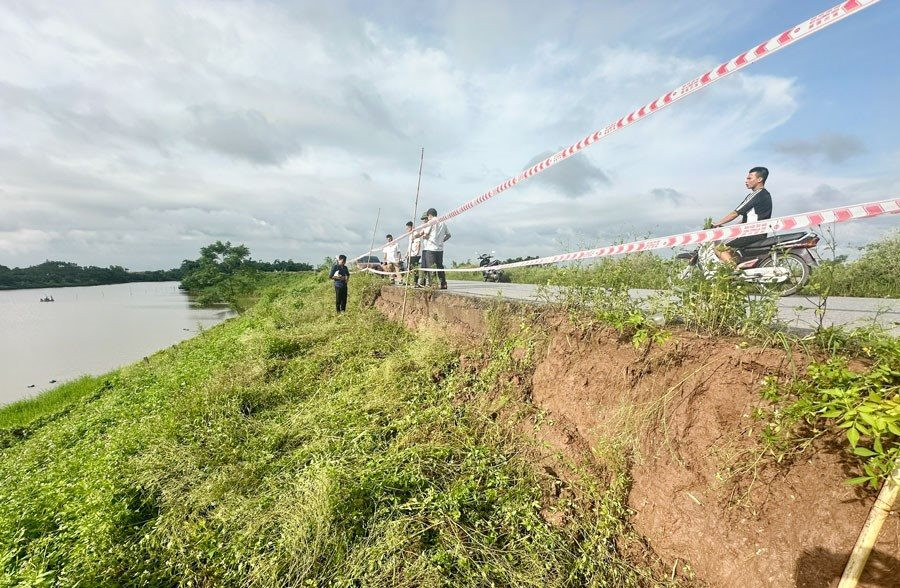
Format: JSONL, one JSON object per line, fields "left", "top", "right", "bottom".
{"left": 478, "top": 252, "right": 503, "bottom": 282}
{"left": 676, "top": 231, "right": 820, "bottom": 296}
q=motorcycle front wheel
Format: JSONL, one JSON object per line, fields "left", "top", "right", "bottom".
{"left": 757, "top": 253, "right": 809, "bottom": 297}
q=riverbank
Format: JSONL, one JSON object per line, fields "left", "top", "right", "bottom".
{"left": 0, "top": 281, "right": 235, "bottom": 407}
{"left": 0, "top": 273, "right": 671, "bottom": 586}
{"left": 0, "top": 261, "right": 181, "bottom": 291}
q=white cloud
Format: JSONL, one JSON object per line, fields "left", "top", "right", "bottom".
{"left": 0, "top": 229, "right": 59, "bottom": 257}
{"left": 0, "top": 0, "right": 894, "bottom": 270}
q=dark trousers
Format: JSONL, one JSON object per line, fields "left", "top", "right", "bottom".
{"left": 408, "top": 255, "right": 420, "bottom": 285}
{"left": 334, "top": 285, "right": 347, "bottom": 312}
{"left": 421, "top": 250, "right": 446, "bottom": 286}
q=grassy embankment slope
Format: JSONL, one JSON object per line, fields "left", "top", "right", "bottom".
{"left": 0, "top": 273, "right": 663, "bottom": 586}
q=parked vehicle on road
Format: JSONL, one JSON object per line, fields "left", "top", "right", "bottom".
{"left": 354, "top": 255, "right": 384, "bottom": 273}
{"left": 478, "top": 252, "right": 503, "bottom": 283}
{"left": 677, "top": 231, "right": 820, "bottom": 296}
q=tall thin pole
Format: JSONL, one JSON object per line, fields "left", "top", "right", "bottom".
{"left": 838, "top": 461, "right": 900, "bottom": 588}
{"left": 401, "top": 148, "right": 425, "bottom": 322}
{"left": 368, "top": 208, "right": 381, "bottom": 267}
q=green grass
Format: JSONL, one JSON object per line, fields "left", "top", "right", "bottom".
{"left": 451, "top": 252, "right": 675, "bottom": 290}
{"left": 450, "top": 233, "right": 900, "bottom": 298}
{"left": 0, "top": 273, "right": 665, "bottom": 587}
{"left": 755, "top": 326, "right": 900, "bottom": 489}
{"left": 807, "top": 232, "right": 900, "bottom": 298}
{"left": 0, "top": 376, "right": 109, "bottom": 447}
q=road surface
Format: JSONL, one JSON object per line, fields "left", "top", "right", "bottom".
{"left": 439, "top": 280, "right": 900, "bottom": 335}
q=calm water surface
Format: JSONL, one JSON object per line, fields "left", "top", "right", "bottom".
{"left": 0, "top": 282, "right": 235, "bottom": 406}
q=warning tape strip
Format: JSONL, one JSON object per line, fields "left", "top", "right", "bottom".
{"left": 359, "top": 198, "right": 899, "bottom": 275}
{"left": 352, "top": 0, "right": 880, "bottom": 263}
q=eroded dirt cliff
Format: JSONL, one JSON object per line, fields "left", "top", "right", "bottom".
{"left": 375, "top": 285, "right": 899, "bottom": 587}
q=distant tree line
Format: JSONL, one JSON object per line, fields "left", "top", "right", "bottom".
{"left": 245, "top": 259, "right": 314, "bottom": 272}
{"left": 499, "top": 255, "right": 539, "bottom": 264}
{"left": 1, "top": 247, "right": 313, "bottom": 291}
{"left": 0, "top": 261, "right": 182, "bottom": 290}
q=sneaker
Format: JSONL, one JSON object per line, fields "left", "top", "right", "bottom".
{"left": 440, "top": 284, "right": 448, "bottom": 290}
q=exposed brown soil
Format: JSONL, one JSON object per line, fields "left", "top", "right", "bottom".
{"left": 375, "top": 286, "right": 900, "bottom": 588}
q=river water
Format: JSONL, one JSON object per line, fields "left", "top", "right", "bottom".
{"left": 0, "top": 281, "right": 235, "bottom": 406}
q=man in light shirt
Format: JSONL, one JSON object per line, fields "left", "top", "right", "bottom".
{"left": 381, "top": 234, "right": 402, "bottom": 284}
{"left": 416, "top": 207, "right": 451, "bottom": 289}
{"left": 404, "top": 220, "right": 421, "bottom": 287}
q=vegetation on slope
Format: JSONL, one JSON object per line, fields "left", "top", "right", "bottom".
{"left": 486, "top": 258, "right": 899, "bottom": 494}
{"left": 757, "top": 328, "right": 900, "bottom": 489}
{"left": 0, "top": 273, "right": 665, "bottom": 587}
{"left": 178, "top": 241, "right": 313, "bottom": 309}
{"left": 3, "top": 248, "right": 896, "bottom": 586}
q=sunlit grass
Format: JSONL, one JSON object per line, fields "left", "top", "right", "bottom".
{"left": 0, "top": 273, "right": 665, "bottom": 587}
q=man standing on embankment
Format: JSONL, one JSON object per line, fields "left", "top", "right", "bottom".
{"left": 417, "top": 207, "right": 450, "bottom": 289}
{"left": 405, "top": 220, "right": 421, "bottom": 287}
{"left": 330, "top": 254, "right": 349, "bottom": 313}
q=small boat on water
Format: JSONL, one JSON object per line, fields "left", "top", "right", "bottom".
{"left": 40, "top": 295, "right": 55, "bottom": 302}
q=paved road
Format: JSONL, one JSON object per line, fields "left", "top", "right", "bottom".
{"left": 441, "top": 280, "right": 900, "bottom": 335}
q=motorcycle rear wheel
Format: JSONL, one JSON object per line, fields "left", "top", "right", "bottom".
{"left": 757, "top": 253, "right": 809, "bottom": 297}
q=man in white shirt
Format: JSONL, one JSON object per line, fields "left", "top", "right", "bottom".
{"left": 416, "top": 207, "right": 451, "bottom": 289}
{"left": 381, "top": 234, "right": 402, "bottom": 284}
{"left": 404, "top": 220, "right": 422, "bottom": 286}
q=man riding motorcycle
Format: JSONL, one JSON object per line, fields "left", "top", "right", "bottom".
{"left": 711, "top": 166, "right": 772, "bottom": 263}
{"left": 679, "top": 165, "right": 818, "bottom": 296}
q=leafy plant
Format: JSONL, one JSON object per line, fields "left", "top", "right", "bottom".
{"left": 757, "top": 333, "right": 900, "bottom": 488}
{"left": 662, "top": 263, "right": 780, "bottom": 339}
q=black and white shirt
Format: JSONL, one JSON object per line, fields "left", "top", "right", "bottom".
{"left": 734, "top": 188, "right": 772, "bottom": 223}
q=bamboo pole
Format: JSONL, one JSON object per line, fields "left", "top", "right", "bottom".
{"left": 367, "top": 208, "right": 381, "bottom": 269}
{"left": 400, "top": 148, "right": 424, "bottom": 323}
{"left": 838, "top": 460, "right": 900, "bottom": 588}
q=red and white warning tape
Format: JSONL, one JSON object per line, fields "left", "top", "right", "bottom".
{"left": 352, "top": 0, "right": 881, "bottom": 262}
{"left": 359, "top": 198, "right": 899, "bottom": 275}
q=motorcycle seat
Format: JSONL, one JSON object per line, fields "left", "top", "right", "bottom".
{"left": 740, "top": 232, "right": 807, "bottom": 250}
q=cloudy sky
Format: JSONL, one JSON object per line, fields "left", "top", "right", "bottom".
{"left": 1, "top": 0, "right": 898, "bottom": 270}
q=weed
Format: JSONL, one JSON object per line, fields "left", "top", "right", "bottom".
{"left": 662, "top": 264, "right": 780, "bottom": 339}
{"left": 755, "top": 329, "right": 899, "bottom": 488}
{"left": 456, "top": 232, "right": 900, "bottom": 299}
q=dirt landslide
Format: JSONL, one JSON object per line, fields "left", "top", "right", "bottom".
{"left": 374, "top": 286, "right": 900, "bottom": 588}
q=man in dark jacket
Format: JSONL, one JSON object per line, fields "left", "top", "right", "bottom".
{"left": 330, "top": 254, "right": 350, "bottom": 312}
{"left": 712, "top": 166, "right": 772, "bottom": 264}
